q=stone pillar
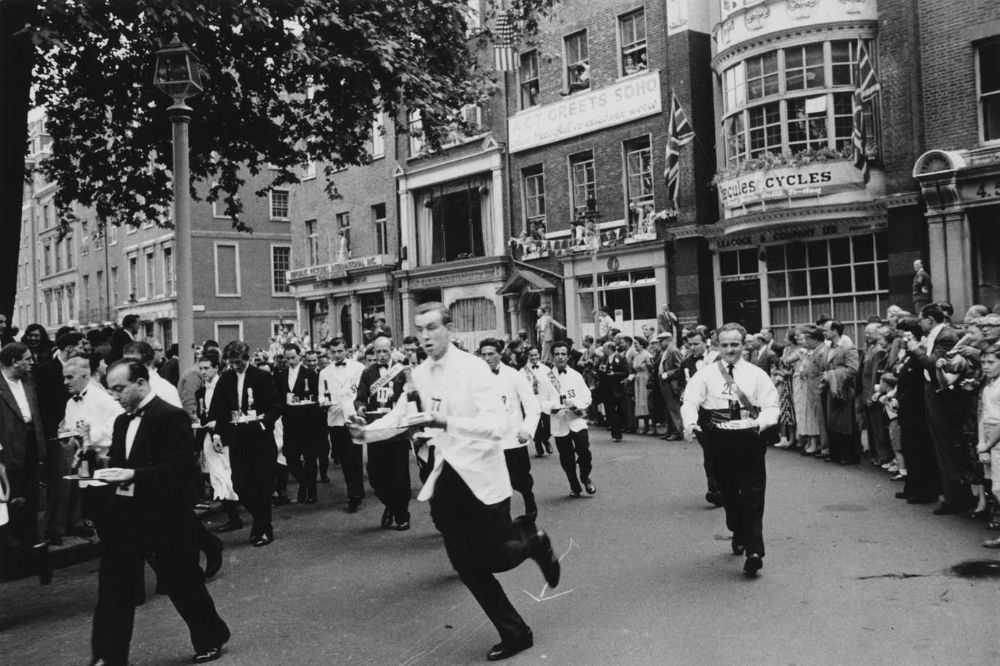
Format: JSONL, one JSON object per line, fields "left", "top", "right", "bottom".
{"left": 400, "top": 288, "right": 416, "bottom": 337}
{"left": 927, "top": 212, "right": 973, "bottom": 312}
{"left": 491, "top": 166, "right": 505, "bottom": 257}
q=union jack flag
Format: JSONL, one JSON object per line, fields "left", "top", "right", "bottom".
{"left": 664, "top": 92, "right": 694, "bottom": 209}
{"left": 493, "top": 12, "right": 516, "bottom": 72}
{"left": 852, "top": 40, "right": 880, "bottom": 182}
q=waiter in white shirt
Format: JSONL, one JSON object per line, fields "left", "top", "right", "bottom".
{"left": 681, "top": 323, "right": 779, "bottom": 578}
{"left": 479, "top": 338, "right": 540, "bottom": 519}
{"left": 62, "top": 356, "right": 123, "bottom": 538}
{"left": 318, "top": 337, "right": 366, "bottom": 512}
{"left": 546, "top": 341, "right": 596, "bottom": 497}
{"left": 353, "top": 303, "right": 560, "bottom": 662}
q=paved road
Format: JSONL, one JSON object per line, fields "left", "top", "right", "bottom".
{"left": 2, "top": 431, "right": 998, "bottom": 665}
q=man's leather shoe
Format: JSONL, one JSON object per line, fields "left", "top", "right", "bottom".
{"left": 395, "top": 521, "right": 411, "bottom": 531}
{"left": 487, "top": 631, "right": 533, "bottom": 661}
{"left": 214, "top": 521, "right": 244, "bottom": 533}
{"left": 319, "top": 474, "right": 331, "bottom": 483}
{"left": 271, "top": 494, "right": 291, "bottom": 507}
{"left": 380, "top": 507, "right": 394, "bottom": 529}
{"left": 530, "top": 531, "right": 560, "bottom": 588}
{"left": 933, "top": 503, "right": 963, "bottom": 515}
{"left": 582, "top": 478, "right": 597, "bottom": 495}
{"left": 192, "top": 645, "right": 225, "bottom": 663}
{"left": 347, "top": 498, "right": 361, "bottom": 513}
{"left": 544, "top": 443, "right": 553, "bottom": 454}
{"left": 569, "top": 489, "right": 581, "bottom": 498}
{"left": 204, "top": 542, "right": 223, "bottom": 580}
{"left": 731, "top": 539, "right": 745, "bottom": 556}
{"left": 253, "top": 533, "right": 273, "bottom": 547}
{"left": 302, "top": 495, "right": 317, "bottom": 505}
{"left": 744, "top": 553, "right": 763, "bottom": 576}
{"left": 34, "top": 542, "right": 52, "bottom": 586}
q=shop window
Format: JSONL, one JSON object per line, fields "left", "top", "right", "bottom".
{"left": 978, "top": 41, "right": 1000, "bottom": 142}
{"left": 619, "top": 10, "right": 647, "bottom": 76}
{"left": 565, "top": 31, "right": 590, "bottom": 93}
{"left": 520, "top": 51, "right": 540, "bottom": 109}
{"left": 449, "top": 297, "right": 496, "bottom": 332}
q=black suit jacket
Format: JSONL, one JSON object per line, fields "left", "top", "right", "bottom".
{"left": 108, "top": 395, "right": 199, "bottom": 514}
{"left": 909, "top": 325, "right": 961, "bottom": 394}
{"left": 0, "top": 374, "right": 46, "bottom": 470}
{"left": 108, "top": 329, "right": 136, "bottom": 364}
{"left": 275, "top": 365, "right": 321, "bottom": 431}
{"left": 355, "top": 363, "right": 406, "bottom": 415}
{"left": 34, "top": 356, "right": 68, "bottom": 440}
{"left": 207, "top": 365, "right": 279, "bottom": 441}
{"left": 598, "top": 353, "right": 629, "bottom": 397}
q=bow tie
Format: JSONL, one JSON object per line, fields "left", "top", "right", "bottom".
{"left": 693, "top": 355, "right": 704, "bottom": 362}
{"left": 557, "top": 368, "right": 566, "bottom": 374}
{"left": 335, "top": 362, "right": 346, "bottom": 367}
{"left": 72, "top": 394, "right": 84, "bottom": 402}
{"left": 125, "top": 407, "right": 146, "bottom": 422}
{"left": 531, "top": 364, "right": 539, "bottom": 369}
{"left": 491, "top": 368, "right": 499, "bottom": 375}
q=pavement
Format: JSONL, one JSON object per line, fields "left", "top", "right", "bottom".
{"left": 2, "top": 430, "right": 999, "bottom": 665}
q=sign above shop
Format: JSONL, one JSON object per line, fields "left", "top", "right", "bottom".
{"left": 288, "top": 254, "right": 388, "bottom": 283}
{"left": 508, "top": 71, "right": 662, "bottom": 152}
{"left": 717, "top": 160, "right": 868, "bottom": 219}
{"left": 710, "top": 218, "right": 887, "bottom": 250}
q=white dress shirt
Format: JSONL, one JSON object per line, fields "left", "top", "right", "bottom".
{"left": 287, "top": 364, "right": 300, "bottom": 392}
{"left": 546, "top": 365, "right": 592, "bottom": 437}
{"left": 318, "top": 359, "right": 364, "bottom": 426}
{"left": 1, "top": 372, "right": 32, "bottom": 423}
{"left": 202, "top": 375, "right": 218, "bottom": 415}
{"left": 680, "top": 358, "right": 780, "bottom": 432}
{"left": 491, "top": 363, "right": 540, "bottom": 450}
{"left": 63, "top": 380, "right": 123, "bottom": 450}
{"left": 366, "top": 345, "right": 510, "bottom": 505}
{"left": 125, "top": 392, "right": 157, "bottom": 459}
{"left": 235, "top": 369, "right": 247, "bottom": 409}
{"left": 149, "top": 368, "right": 182, "bottom": 408}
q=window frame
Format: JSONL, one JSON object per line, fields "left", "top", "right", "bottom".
{"left": 305, "top": 219, "right": 320, "bottom": 266}
{"left": 519, "top": 50, "right": 541, "bottom": 110}
{"left": 213, "top": 320, "right": 245, "bottom": 344}
{"left": 564, "top": 30, "right": 590, "bottom": 93}
{"left": 623, "top": 136, "right": 654, "bottom": 206}
{"left": 270, "top": 243, "right": 292, "bottom": 297}
{"left": 213, "top": 241, "right": 242, "bottom": 297}
{"left": 569, "top": 151, "right": 597, "bottom": 213}
{"left": 144, "top": 248, "right": 156, "bottom": 299}
{"left": 162, "top": 244, "right": 175, "bottom": 296}
{"left": 336, "top": 212, "right": 351, "bottom": 258}
{"left": 269, "top": 188, "right": 290, "bottom": 221}
{"left": 522, "top": 166, "right": 546, "bottom": 225}
{"left": 977, "top": 40, "right": 1000, "bottom": 144}
{"left": 618, "top": 9, "right": 648, "bottom": 77}
{"left": 372, "top": 204, "right": 389, "bottom": 256}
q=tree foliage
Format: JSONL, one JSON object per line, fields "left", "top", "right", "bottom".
{"left": 29, "top": 0, "right": 554, "bottom": 231}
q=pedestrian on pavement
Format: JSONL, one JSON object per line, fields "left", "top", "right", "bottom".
{"left": 92, "top": 359, "right": 230, "bottom": 665}
{"left": 479, "top": 337, "right": 541, "bottom": 518}
{"left": 352, "top": 302, "right": 561, "bottom": 661}
{"left": 546, "top": 341, "right": 596, "bottom": 498}
{"left": 681, "top": 323, "right": 779, "bottom": 577}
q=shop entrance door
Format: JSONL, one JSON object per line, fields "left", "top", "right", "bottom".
{"left": 721, "top": 278, "right": 761, "bottom": 332}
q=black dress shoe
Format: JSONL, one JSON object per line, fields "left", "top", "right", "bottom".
{"left": 214, "top": 521, "right": 244, "bottom": 533}
{"left": 253, "top": 533, "right": 273, "bottom": 547}
{"left": 34, "top": 543, "right": 52, "bottom": 586}
{"left": 731, "top": 539, "right": 745, "bottom": 556}
{"left": 347, "top": 498, "right": 361, "bottom": 513}
{"left": 744, "top": 553, "right": 763, "bottom": 577}
{"left": 530, "top": 531, "right": 560, "bottom": 588}
{"left": 302, "top": 495, "right": 317, "bottom": 505}
{"left": 569, "top": 489, "right": 582, "bottom": 498}
{"left": 582, "top": 478, "right": 597, "bottom": 495}
{"left": 319, "top": 474, "right": 331, "bottom": 484}
{"left": 192, "top": 645, "right": 224, "bottom": 663}
{"left": 395, "top": 521, "right": 411, "bottom": 531}
{"left": 487, "top": 631, "right": 533, "bottom": 661}
{"left": 204, "top": 543, "right": 223, "bottom": 580}
{"left": 271, "top": 494, "right": 291, "bottom": 507}
{"left": 380, "top": 507, "right": 394, "bottom": 529}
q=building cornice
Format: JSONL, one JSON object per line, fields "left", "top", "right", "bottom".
{"left": 712, "top": 20, "right": 877, "bottom": 71}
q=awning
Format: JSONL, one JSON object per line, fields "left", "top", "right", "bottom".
{"left": 497, "top": 269, "right": 559, "bottom": 295}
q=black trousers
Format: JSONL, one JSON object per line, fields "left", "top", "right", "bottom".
{"left": 430, "top": 464, "right": 534, "bottom": 644}
{"left": 924, "top": 385, "right": 974, "bottom": 508}
{"left": 283, "top": 418, "right": 319, "bottom": 500}
{"left": 503, "top": 447, "right": 537, "bottom": 517}
{"left": 554, "top": 430, "right": 592, "bottom": 493}
{"left": 828, "top": 430, "right": 860, "bottom": 464}
{"left": 46, "top": 437, "right": 81, "bottom": 538}
{"left": 317, "top": 427, "right": 331, "bottom": 479}
{"left": 533, "top": 414, "right": 551, "bottom": 456}
{"left": 329, "top": 426, "right": 365, "bottom": 502}
{"left": 704, "top": 431, "right": 767, "bottom": 557}
{"left": 367, "top": 437, "right": 411, "bottom": 521}
{"left": 92, "top": 506, "right": 229, "bottom": 665}
{"left": 228, "top": 425, "right": 276, "bottom": 538}
{"left": 696, "top": 435, "right": 720, "bottom": 495}
{"left": 603, "top": 391, "right": 625, "bottom": 439}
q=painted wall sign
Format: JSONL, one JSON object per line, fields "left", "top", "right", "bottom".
{"left": 508, "top": 71, "right": 662, "bottom": 152}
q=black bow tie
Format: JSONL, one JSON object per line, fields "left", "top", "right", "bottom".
{"left": 491, "top": 368, "right": 499, "bottom": 375}
{"left": 557, "top": 368, "right": 566, "bottom": 374}
{"left": 72, "top": 394, "right": 84, "bottom": 402}
{"left": 693, "top": 355, "right": 704, "bottom": 362}
{"left": 125, "top": 407, "right": 146, "bottom": 422}
{"left": 379, "top": 363, "right": 389, "bottom": 369}
{"left": 531, "top": 364, "right": 539, "bottom": 369}
{"left": 335, "top": 362, "right": 346, "bottom": 367}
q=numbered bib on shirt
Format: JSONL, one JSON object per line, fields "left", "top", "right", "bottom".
{"left": 375, "top": 386, "right": 394, "bottom": 405}
{"left": 116, "top": 483, "right": 135, "bottom": 497}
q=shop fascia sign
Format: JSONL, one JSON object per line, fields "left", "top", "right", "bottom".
{"left": 288, "top": 254, "right": 385, "bottom": 282}
{"left": 712, "top": 219, "right": 884, "bottom": 250}
{"left": 717, "top": 160, "right": 865, "bottom": 218}
{"left": 508, "top": 71, "right": 662, "bottom": 152}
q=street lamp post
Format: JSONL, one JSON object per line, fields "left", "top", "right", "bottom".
{"left": 153, "top": 34, "right": 203, "bottom": 374}
{"left": 575, "top": 198, "right": 602, "bottom": 337}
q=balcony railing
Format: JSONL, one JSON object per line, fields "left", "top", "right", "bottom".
{"left": 510, "top": 207, "right": 669, "bottom": 261}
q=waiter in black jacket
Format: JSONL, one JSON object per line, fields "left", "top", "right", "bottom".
{"left": 597, "top": 340, "right": 629, "bottom": 442}
{"left": 92, "top": 360, "right": 229, "bottom": 665}
{"left": 208, "top": 341, "right": 279, "bottom": 547}
{"left": 274, "top": 343, "right": 322, "bottom": 504}
{"left": 355, "top": 336, "right": 412, "bottom": 530}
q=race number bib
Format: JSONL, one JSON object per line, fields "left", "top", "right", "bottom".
{"left": 375, "top": 386, "right": 394, "bottom": 405}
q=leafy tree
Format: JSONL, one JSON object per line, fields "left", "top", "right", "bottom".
{"left": 0, "top": 0, "right": 553, "bottom": 319}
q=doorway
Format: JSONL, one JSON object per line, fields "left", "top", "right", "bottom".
{"left": 721, "top": 278, "right": 761, "bottom": 332}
